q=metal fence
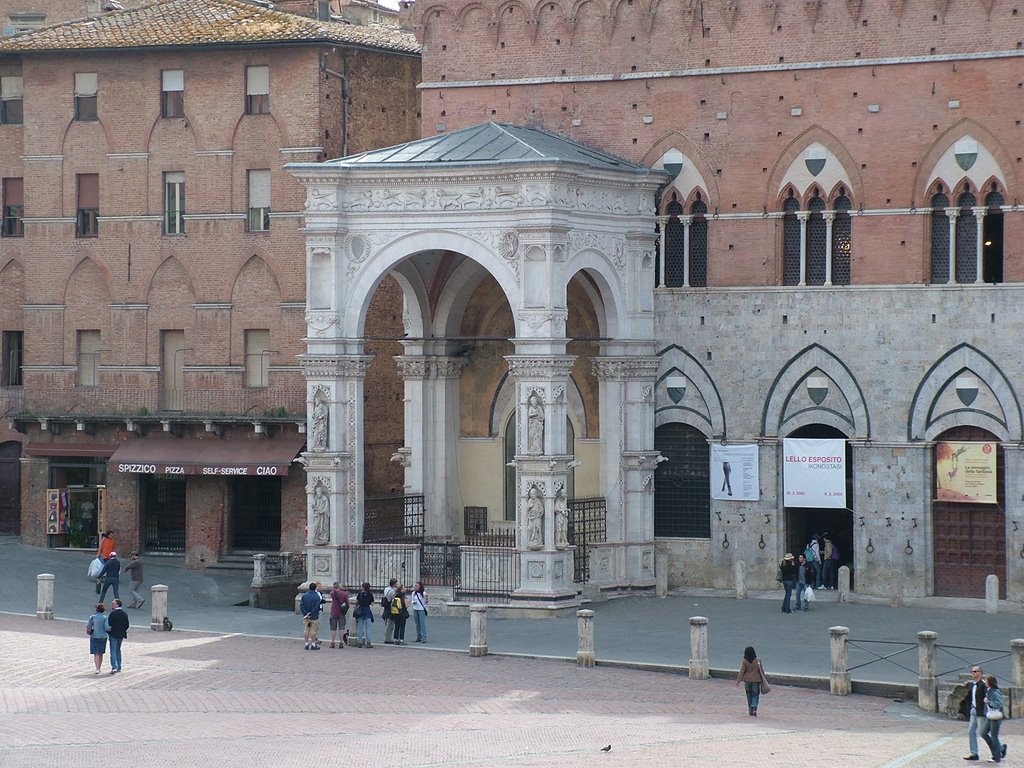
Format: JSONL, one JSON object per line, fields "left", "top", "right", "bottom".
{"left": 568, "top": 497, "right": 607, "bottom": 583}
{"left": 420, "top": 542, "right": 460, "bottom": 587}
{"left": 363, "top": 494, "right": 425, "bottom": 542}
{"left": 453, "top": 545, "right": 519, "bottom": 603}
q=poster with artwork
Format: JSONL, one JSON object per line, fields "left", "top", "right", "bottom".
{"left": 935, "top": 441, "right": 996, "bottom": 503}
{"left": 710, "top": 444, "right": 759, "bottom": 501}
{"left": 783, "top": 438, "right": 846, "bottom": 508}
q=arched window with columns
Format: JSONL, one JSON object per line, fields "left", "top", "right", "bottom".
{"left": 806, "top": 191, "right": 827, "bottom": 284}
{"left": 782, "top": 190, "right": 801, "bottom": 285}
{"left": 689, "top": 196, "right": 708, "bottom": 287}
{"left": 658, "top": 191, "right": 709, "bottom": 288}
{"left": 983, "top": 185, "right": 1004, "bottom": 283}
{"left": 929, "top": 188, "right": 950, "bottom": 282}
{"left": 831, "top": 189, "right": 852, "bottom": 285}
{"left": 955, "top": 188, "right": 978, "bottom": 283}
{"left": 663, "top": 197, "right": 685, "bottom": 287}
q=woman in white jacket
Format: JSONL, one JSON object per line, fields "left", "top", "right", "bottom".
{"left": 411, "top": 582, "right": 428, "bottom": 643}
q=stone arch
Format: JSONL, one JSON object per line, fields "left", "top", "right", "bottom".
{"left": 914, "top": 119, "right": 1018, "bottom": 206}
{"left": 454, "top": 1, "right": 486, "bottom": 29}
{"left": 643, "top": 132, "right": 719, "bottom": 208}
{"left": 231, "top": 255, "right": 283, "bottom": 367}
{"left": 225, "top": 248, "right": 288, "bottom": 301}
{"left": 143, "top": 111, "right": 201, "bottom": 154}
{"left": 64, "top": 258, "right": 112, "bottom": 367}
{"left": 230, "top": 111, "right": 287, "bottom": 154}
{"left": 654, "top": 344, "right": 726, "bottom": 439}
{"left": 570, "top": 0, "right": 608, "bottom": 17}
{"left": 564, "top": 252, "right": 625, "bottom": 339}
{"left": 60, "top": 117, "right": 114, "bottom": 159}
{"left": 433, "top": 256, "right": 499, "bottom": 340}
{"left": 494, "top": 0, "right": 535, "bottom": 23}
{"left": 761, "top": 343, "right": 869, "bottom": 439}
{"left": 767, "top": 125, "right": 864, "bottom": 207}
{"left": 388, "top": 264, "right": 430, "bottom": 339}
{"left": 0, "top": 260, "right": 25, "bottom": 331}
{"left": 345, "top": 230, "right": 521, "bottom": 340}
{"left": 908, "top": 343, "right": 1022, "bottom": 442}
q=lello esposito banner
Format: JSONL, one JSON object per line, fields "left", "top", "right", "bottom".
{"left": 935, "top": 441, "right": 997, "bottom": 504}
{"left": 783, "top": 438, "right": 847, "bottom": 508}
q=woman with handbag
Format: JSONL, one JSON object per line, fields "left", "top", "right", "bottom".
{"left": 390, "top": 586, "right": 410, "bottom": 645}
{"left": 411, "top": 581, "right": 428, "bottom": 643}
{"left": 982, "top": 675, "right": 1007, "bottom": 762}
{"left": 86, "top": 602, "right": 109, "bottom": 675}
{"left": 354, "top": 582, "right": 375, "bottom": 648}
{"left": 736, "top": 645, "right": 770, "bottom": 716}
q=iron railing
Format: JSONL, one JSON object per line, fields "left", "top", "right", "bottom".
{"left": 568, "top": 497, "right": 607, "bottom": 583}
{"left": 454, "top": 545, "right": 518, "bottom": 603}
{"left": 420, "top": 541, "right": 460, "bottom": 586}
{"left": 363, "top": 494, "right": 425, "bottom": 542}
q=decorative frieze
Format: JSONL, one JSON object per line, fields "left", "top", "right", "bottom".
{"left": 299, "top": 355, "right": 374, "bottom": 379}
{"left": 305, "top": 311, "right": 343, "bottom": 338}
{"left": 394, "top": 355, "right": 467, "bottom": 379}
{"left": 506, "top": 355, "right": 577, "bottom": 381}
{"left": 592, "top": 356, "right": 660, "bottom": 381}
{"left": 516, "top": 309, "right": 568, "bottom": 334}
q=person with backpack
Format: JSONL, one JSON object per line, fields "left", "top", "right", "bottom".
{"left": 390, "top": 585, "right": 410, "bottom": 645}
{"left": 328, "top": 581, "right": 349, "bottom": 649}
{"left": 804, "top": 536, "right": 821, "bottom": 589}
{"left": 299, "top": 581, "right": 324, "bottom": 651}
{"left": 353, "top": 582, "right": 375, "bottom": 648}
{"left": 794, "top": 553, "right": 813, "bottom": 611}
{"left": 382, "top": 577, "right": 398, "bottom": 644}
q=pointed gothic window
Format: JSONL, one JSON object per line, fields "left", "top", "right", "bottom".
{"left": 983, "top": 186, "right": 1004, "bottom": 284}
{"left": 955, "top": 189, "right": 977, "bottom": 283}
{"left": 832, "top": 190, "right": 852, "bottom": 285}
{"left": 782, "top": 191, "right": 800, "bottom": 285}
{"left": 929, "top": 189, "right": 950, "bottom": 282}
{"left": 689, "top": 196, "right": 708, "bottom": 287}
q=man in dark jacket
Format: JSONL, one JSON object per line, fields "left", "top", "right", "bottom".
{"left": 107, "top": 598, "right": 130, "bottom": 673}
{"left": 98, "top": 552, "right": 121, "bottom": 603}
{"left": 299, "top": 582, "right": 324, "bottom": 650}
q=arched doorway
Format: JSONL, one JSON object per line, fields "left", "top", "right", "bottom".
{"left": 932, "top": 426, "right": 1005, "bottom": 597}
{"left": 783, "top": 424, "right": 854, "bottom": 588}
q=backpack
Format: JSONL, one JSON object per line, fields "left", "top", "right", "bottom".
{"left": 804, "top": 544, "right": 816, "bottom": 562}
{"left": 390, "top": 596, "right": 408, "bottom": 619}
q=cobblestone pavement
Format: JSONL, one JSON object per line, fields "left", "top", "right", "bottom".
{"left": 0, "top": 613, "right": 987, "bottom": 768}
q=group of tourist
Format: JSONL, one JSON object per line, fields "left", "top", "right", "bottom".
{"left": 85, "top": 531, "right": 144, "bottom": 675}
{"left": 300, "top": 578, "right": 429, "bottom": 650}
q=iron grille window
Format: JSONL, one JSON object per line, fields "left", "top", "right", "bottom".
{"left": 955, "top": 191, "right": 977, "bottom": 283}
{"left": 689, "top": 199, "right": 708, "bottom": 287}
{"left": 664, "top": 199, "right": 685, "bottom": 287}
{"left": 782, "top": 195, "right": 801, "bottom": 285}
{"left": 930, "top": 193, "right": 950, "bottom": 282}
{"left": 654, "top": 423, "right": 710, "bottom": 538}
{"left": 983, "top": 190, "right": 1004, "bottom": 284}
{"left": 806, "top": 195, "right": 826, "bottom": 285}
{"left": 832, "top": 193, "right": 852, "bottom": 284}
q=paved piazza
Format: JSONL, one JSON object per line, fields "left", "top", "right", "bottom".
{"left": 0, "top": 613, "right": 978, "bottom": 767}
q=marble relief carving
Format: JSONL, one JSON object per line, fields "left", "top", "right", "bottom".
{"left": 526, "top": 484, "right": 544, "bottom": 549}
{"left": 310, "top": 388, "right": 329, "bottom": 452}
{"left": 554, "top": 484, "right": 568, "bottom": 550}
{"left": 311, "top": 478, "right": 331, "bottom": 545}
{"left": 527, "top": 390, "right": 546, "bottom": 455}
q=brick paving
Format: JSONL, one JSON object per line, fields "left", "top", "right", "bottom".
{"left": 0, "top": 613, "right": 985, "bottom": 768}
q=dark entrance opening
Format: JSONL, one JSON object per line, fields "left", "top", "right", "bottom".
{"left": 231, "top": 476, "right": 281, "bottom": 551}
{"left": 783, "top": 424, "right": 854, "bottom": 589}
{"left": 141, "top": 476, "right": 186, "bottom": 553}
{"left": 0, "top": 441, "right": 21, "bottom": 534}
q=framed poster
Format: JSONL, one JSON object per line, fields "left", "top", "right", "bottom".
{"left": 783, "top": 438, "right": 846, "bottom": 508}
{"left": 710, "top": 444, "right": 759, "bottom": 501}
{"left": 935, "top": 441, "right": 996, "bottom": 503}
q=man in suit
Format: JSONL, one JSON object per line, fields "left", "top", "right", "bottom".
{"left": 964, "top": 665, "right": 987, "bottom": 760}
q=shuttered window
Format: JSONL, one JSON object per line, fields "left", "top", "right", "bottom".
{"left": 0, "top": 76, "right": 23, "bottom": 125}
{"left": 76, "top": 174, "right": 99, "bottom": 237}
{"left": 247, "top": 169, "right": 270, "bottom": 231}
{"left": 161, "top": 69, "right": 184, "bottom": 118}
{"left": 245, "top": 66, "right": 270, "bottom": 114}
{"left": 74, "top": 73, "right": 97, "bottom": 121}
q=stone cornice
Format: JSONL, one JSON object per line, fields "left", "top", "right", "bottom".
{"left": 299, "top": 355, "right": 374, "bottom": 379}
{"left": 592, "top": 357, "right": 661, "bottom": 380}
{"left": 505, "top": 355, "right": 576, "bottom": 381}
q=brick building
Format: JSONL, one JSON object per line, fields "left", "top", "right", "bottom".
{"left": 286, "top": 0, "right": 1024, "bottom": 601}
{"left": 0, "top": 0, "right": 419, "bottom": 561}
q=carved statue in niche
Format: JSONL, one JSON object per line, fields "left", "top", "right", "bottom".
{"left": 527, "top": 390, "right": 545, "bottom": 455}
{"left": 310, "top": 389, "right": 329, "bottom": 451}
{"left": 554, "top": 485, "right": 569, "bottom": 550}
{"left": 312, "top": 480, "right": 331, "bottom": 545}
{"left": 526, "top": 484, "right": 544, "bottom": 550}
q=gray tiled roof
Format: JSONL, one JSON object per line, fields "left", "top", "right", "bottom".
{"left": 330, "top": 123, "right": 650, "bottom": 172}
{"left": 0, "top": 0, "right": 419, "bottom": 54}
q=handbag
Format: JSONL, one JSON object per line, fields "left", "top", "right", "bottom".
{"left": 759, "top": 661, "right": 772, "bottom": 694}
{"left": 353, "top": 605, "right": 363, "bottom": 619}
{"left": 775, "top": 567, "right": 784, "bottom": 583}
{"left": 986, "top": 707, "right": 1004, "bottom": 720}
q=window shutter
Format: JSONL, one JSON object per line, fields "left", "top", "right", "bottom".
{"left": 165, "top": 171, "right": 185, "bottom": 185}
{"left": 74, "top": 73, "right": 98, "bottom": 97}
{"left": 162, "top": 70, "right": 184, "bottom": 92}
{"left": 0, "top": 76, "right": 23, "bottom": 100}
{"left": 248, "top": 170, "right": 270, "bottom": 208}
{"left": 4, "top": 177, "right": 23, "bottom": 206}
{"left": 77, "top": 174, "right": 99, "bottom": 208}
{"left": 246, "top": 66, "right": 269, "bottom": 95}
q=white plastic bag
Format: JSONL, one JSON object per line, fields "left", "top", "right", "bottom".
{"left": 803, "top": 586, "right": 815, "bottom": 602}
{"left": 87, "top": 557, "right": 104, "bottom": 579}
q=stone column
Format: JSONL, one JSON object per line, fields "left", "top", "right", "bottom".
{"left": 150, "top": 584, "right": 169, "bottom": 631}
{"left": 469, "top": 604, "right": 488, "bottom": 657}
{"left": 592, "top": 354, "right": 661, "bottom": 589}
{"left": 973, "top": 207, "right": 986, "bottom": 284}
{"left": 506, "top": 354, "right": 578, "bottom": 603}
{"left": 36, "top": 573, "right": 54, "bottom": 620}
{"left": 1011, "top": 638, "right": 1024, "bottom": 719}
{"left": 797, "top": 211, "right": 809, "bottom": 286}
{"left": 577, "top": 609, "right": 596, "bottom": 667}
{"left": 918, "top": 630, "right": 938, "bottom": 712}
{"left": 300, "top": 353, "right": 373, "bottom": 586}
{"left": 681, "top": 215, "right": 692, "bottom": 288}
{"left": 823, "top": 210, "right": 835, "bottom": 286}
{"left": 689, "top": 616, "right": 709, "bottom": 679}
{"left": 395, "top": 352, "right": 466, "bottom": 538}
{"left": 945, "top": 208, "right": 959, "bottom": 284}
{"left": 657, "top": 216, "right": 667, "bottom": 288}
{"left": 830, "top": 625, "right": 851, "bottom": 695}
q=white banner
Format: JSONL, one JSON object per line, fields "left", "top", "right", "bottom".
{"left": 710, "top": 444, "right": 759, "bottom": 501}
{"left": 783, "top": 438, "right": 846, "bottom": 508}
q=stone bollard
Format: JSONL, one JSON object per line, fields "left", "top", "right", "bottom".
{"left": 837, "top": 565, "right": 851, "bottom": 604}
{"left": 251, "top": 553, "right": 266, "bottom": 586}
{"left": 689, "top": 616, "right": 710, "bottom": 679}
{"left": 890, "top": 569, "right": 904, "bottom": 608}
{"left": 734, "top": 560, "right": 746, "bottom": 599}
{"left": 469, "top": 604, "right": 488, "bottom": 657}
{"left": 917, "top": 631, "right": 938, "bottom": 712}
{"left": 655, "top": 554, "right": 669, "bottom": 598}
{"left": 150, "top": 584, "right": 169, "bottom": 631}
{"left": 1010, "top": 638, "right": 1024, "bottom": 719}
{"left": 829, "top": 626, "right": 851, "bottom": 695}
{"left": 577, "top": 609, "right": 596, "bottom": 668}
{"left": 36, "top": 573, "right": 55, "bottom": 620}
{"left": 986, "top": 575, "right": 999, "bottom": 614}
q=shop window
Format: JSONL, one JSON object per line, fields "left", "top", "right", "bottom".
{"left": 74, "top": 72, "right": 98, "bottom": 121}
{"left": 164, "top": 172, "right": 184, "bottom": 235}
{"left": 247, "top": 169, "right": 271, "bottom": 231}
{"left": 2, "top": 177, "right": 23, "bottom": 236}
{"left": 245, "top": 65, "right": 270, "bottom": 115}
{"left": 0, "top": 75, "right": 23, "bottom": 125}
{"left": 244, "top": 329, "right": 271, "bottom": 388}
{"left": 77, "top": 329, "right": 100, "bottom": 387}
{"left": 653, "top": 422, "right": 710, "bottom": 538}
{"left": 161, "top": 69, "right": 184, "bottom": 118}
{"left": 1, "top": 330, "right": 22, "bottom": 386}
{"left": 47, "top": 460, "right": 107, "bottom": 549}
{"left": 76, "top": 174, "right": 99, "bottom": 237}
